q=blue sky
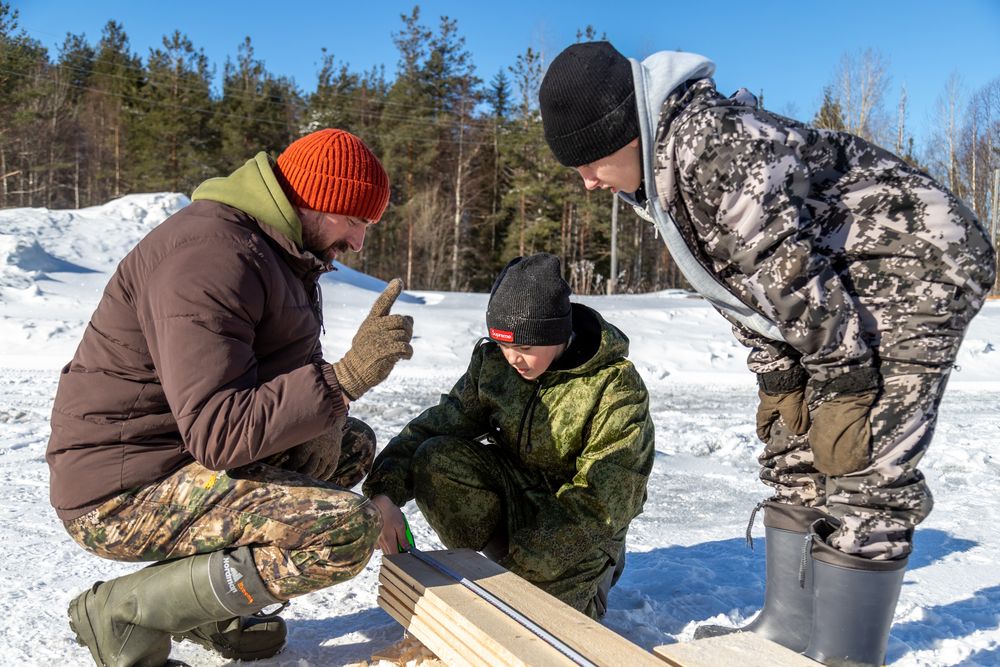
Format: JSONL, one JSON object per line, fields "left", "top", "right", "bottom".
{"left": 13, "top": 1, "right": 1000, "bottom": 144}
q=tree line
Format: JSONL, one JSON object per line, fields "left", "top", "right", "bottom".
{"left": 1, "top": 4, "right": 997, "bottom": 293}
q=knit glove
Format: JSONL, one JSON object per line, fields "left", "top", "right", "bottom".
{"left": 333, "top": 278, "right": 414, "bottom": 400}
{"left": 755, "top": 366, "right": 810, "bottom": 442}
{"left": 808, "top": 368, "right": 880, "bottom": 476}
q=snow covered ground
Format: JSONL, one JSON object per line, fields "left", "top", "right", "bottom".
{"left": 2, "top": 194, "right": 999, "bottom": 666}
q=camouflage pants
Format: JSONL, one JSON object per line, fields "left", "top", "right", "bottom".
{"left": 411, "top": 435, "right": 624, "bottom": 618}
{"left": 63, "top": 418, "right": 381, "bottom": 599}
{"left": 758, "top": 265, "right": 991, "bottom": 560}
{"left": 761, "top": 361, "right": 950, "bottom": 560}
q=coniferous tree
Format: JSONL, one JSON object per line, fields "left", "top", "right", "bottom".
{"left": 423, "top": 15, "right": 482, "bottom": 290}
{"left": 130, "top": 31, "right": 217, "bottom": 193}
{"left": 2, "top": 11, "right": 977, "bottom": 294}
{"left": 0, "top": 3, "right": 51, "bottom": 206}
{"left": 54, "top": 34, "right": 95, "bottom": 208}
{"left": 377, "top": 6, "right": 438, "bottom": 287}
{"left": 308, "top": 50, "right": 361, "bottom": 133}
{"left": 217, "top": 36, "right": 299, "bottom": 171}
{"left": 307, "top": 52, "right": 387, "bottom": 150}
{"left": 80, "top": 21, "right": 142, "bottom": 202}
{"left": 478, "top": 68, "right": 512, "bottom": 279}
{"left": 814, "top": 86, "right": 846, "bottom": 132}
{"left": 499, "top": 48, "right": 569, "bottom": 270}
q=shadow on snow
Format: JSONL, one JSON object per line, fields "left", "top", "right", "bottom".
{"left": 207, "top": 528, "right": 983, "bottom": 664}
{"left": 603, "top": 528, "right": 978, "bottom": 654}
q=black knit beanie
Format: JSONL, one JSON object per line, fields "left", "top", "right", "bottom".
{"left": 486, "top": 254, "right": 572, "bottom": 346}
{"left": 539, "top": 41, "right": 640, "bottom": 167}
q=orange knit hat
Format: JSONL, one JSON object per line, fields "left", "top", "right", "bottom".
{"left": 275, "top": 129, "right": 390, "bottom": 223}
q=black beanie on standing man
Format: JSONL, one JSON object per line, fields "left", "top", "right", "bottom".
{"left": 538, "top": 41, "right": 640, "bottom": 167}
{"left": 487, "top": 254, "right": 572, "bottom": 346}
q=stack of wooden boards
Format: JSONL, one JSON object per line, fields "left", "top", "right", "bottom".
{"left": 378, "top": 549, "right": 664, "bottom": 666}
{"left": 377, "top": 548, "right": 817, "bottom": 667}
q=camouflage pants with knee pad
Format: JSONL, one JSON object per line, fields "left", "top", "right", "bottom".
{"left": 63, "top": 418, "right": 381, "bottom": 599}
{"left": 411, "top": 435, "right": 624, "bottom": 618}
{"left": 761, "top": 362, "right": 950, "bottom": 560}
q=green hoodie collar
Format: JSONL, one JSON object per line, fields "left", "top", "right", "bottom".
{"left": 191, "top": 152, "right": 303, "bottom": 247}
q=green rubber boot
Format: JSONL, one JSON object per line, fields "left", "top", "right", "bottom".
{"left": 68, "top": 547, "right": 283, "bottom": 667}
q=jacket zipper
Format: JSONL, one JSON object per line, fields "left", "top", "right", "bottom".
{"left": 307, "top": 274, "right": 325, "bottom": 334}
{"left": 515, "top": 381, "right": 543, "bottom": 458}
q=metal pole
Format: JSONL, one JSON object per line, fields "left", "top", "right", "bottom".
{"left": 991, "top": 168, "right": 999, "bottom": 295}
{"left": 991, "top": 168, "right": 999, "bottom": 246}
{"left": 608, "top": 194, "right": 619, "bottom": 295}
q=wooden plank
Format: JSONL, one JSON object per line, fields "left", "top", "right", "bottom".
{"left": 653, "top": 633, "right": 818, "bottom": 667}
{"left": 380, "top": 572, "right": 513, "bottom": 667}
{"left": 379, "top": 583, "right": 476, "bottom": 667}
{"left": 379, "top": 573, "right": 513, "bottom": 667}
{"left": 383, "top": 549, "right": 664, "bottom": 667}
{"left": 378, "top": 582, "right": 477, "bottom": 667}
{"left": 380, "top": 562, "right": 573, "bottom": 666}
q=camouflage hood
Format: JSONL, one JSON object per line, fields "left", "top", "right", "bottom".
{"left": 546, "top": 302, "right": 629, "bottom": 378}
{"left": 619, "top": 51, "right": 785, "bottom": 342}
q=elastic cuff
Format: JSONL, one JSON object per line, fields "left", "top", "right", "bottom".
{"left": 362, "top": 474, "right": 410, "bottom": 508}
{"left": 761, "top": 501, "right": 827, "bottom": 532}
{"left": 317, "top": 362, "right": 350, "bottom": 422}
{"left": 757, "top": 365, "right": 808, "bottom": 395}
{"left": 809, "top": 366, "right": 880, "bottom": 398}
{"left": 809, "top": 519, "right": 908, "bottom": 570}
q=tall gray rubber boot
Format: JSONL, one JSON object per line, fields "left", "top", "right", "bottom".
{"left": 68, "top": 547, "right": 283, "bottom": 667}
{"left": 694, "top": 502, "right": 826, "bottom": 652}
{"left": 803, "top": 518, "right": 907, "bottom": 667}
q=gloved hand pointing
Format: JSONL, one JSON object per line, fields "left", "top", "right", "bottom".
{"left": 333, "top": 278, "right": 414, "bottom": 400}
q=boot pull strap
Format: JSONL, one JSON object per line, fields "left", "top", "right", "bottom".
{"left": 799, "top": 534, "right": 814, "bottom": 588}
{"left": 745, "top": 501, "right": 766, "bottom": 550}
{"left": 254, "top": 600, "right": 289, "bottom": 618}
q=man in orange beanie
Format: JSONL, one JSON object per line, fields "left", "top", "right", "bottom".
{"left": 47, "top": 129, "right": 412, "bottom": 666}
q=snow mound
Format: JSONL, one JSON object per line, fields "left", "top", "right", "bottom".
{"left": 324, "top": 261, "right": 426, "bottom": 304}
{"left": 0, "top": 193, "right": 189, "bottom": 294}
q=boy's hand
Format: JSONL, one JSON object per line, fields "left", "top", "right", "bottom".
{"left": 371, "top": 494, "right": 413, "bottom": 553}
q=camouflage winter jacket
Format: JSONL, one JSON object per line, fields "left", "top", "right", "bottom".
{"left": 623, "top": 52, "right": 995, "bottom": 392}
{"left": 363, "top": 303, "right": 655, "bottom": 579}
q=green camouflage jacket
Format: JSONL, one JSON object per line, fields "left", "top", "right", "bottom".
{"left": 363, "top": 304, "right": 655, "bottom": 580}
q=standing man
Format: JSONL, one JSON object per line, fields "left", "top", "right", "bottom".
{"left": 539, "top": 42, "right": 994, "bottom": 666}
{"left": 47, "top": 129, "right": 413, "bottom": 667}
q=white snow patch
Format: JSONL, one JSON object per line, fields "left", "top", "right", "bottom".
{"left": 2, "top": 193, "right": 999, "bottom": 665}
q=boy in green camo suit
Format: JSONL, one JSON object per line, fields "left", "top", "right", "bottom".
{"left": 363, "top": 253, "right": 655, "bottom": 618}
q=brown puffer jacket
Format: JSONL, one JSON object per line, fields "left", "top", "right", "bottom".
{"left": 47, "top": 153, "right": 347, "bottom": 520}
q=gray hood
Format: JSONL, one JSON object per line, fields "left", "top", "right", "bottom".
{"left": 620, "top": 50, "right": 785, "bottom": 342}
{"left": 632, "top": 51, "right": 716, "bottom": 148}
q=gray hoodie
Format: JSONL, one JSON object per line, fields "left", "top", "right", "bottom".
{"left": 618, "top": 51, "right": 786, "bottom": 341}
